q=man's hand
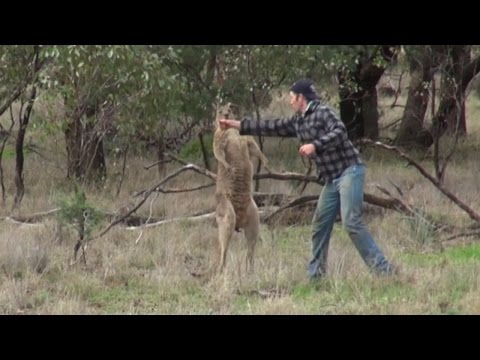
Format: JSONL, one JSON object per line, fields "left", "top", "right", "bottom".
{"left": 299, "top": 143, "right": 316, "bottom": 157}
{"left": 219, "top": 119, "right": 241, "bottom": 130}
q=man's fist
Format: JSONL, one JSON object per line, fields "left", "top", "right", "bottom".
{"left": 299, "top": 143, "right": 316, "bottom": 157}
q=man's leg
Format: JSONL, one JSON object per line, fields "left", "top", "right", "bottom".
{"left": 308, "top": 182, "right": 340, "bottom": 279}
{"left": 338, "top": 164, "right": 395, "bottom": 275}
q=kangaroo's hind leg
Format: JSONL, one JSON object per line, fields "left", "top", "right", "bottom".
{"left": 242, "top": 196, "right": 260, "bottom": 274}
{"left": 215, "top": 194, "right": 236, "bottom": 273}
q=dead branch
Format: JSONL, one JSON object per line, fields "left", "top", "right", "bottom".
{"left": 264, "top": 195, "right": 317, "bottom": 223}
{"left": 135, "top": 189, "right": 160, "bottom": 245}
{"left": 443, "top": 231, "right": 480, "bottom": 242}
{"left": 386, "top": 177, "right": 404, "bottom": 197}
{"left": 165, "top": 152, "right": 217, "bottom": 180}
{"left": 253, "top": 192, "right": 293, "bottom": 207}
{"left": 125, "top": 207, "right": 278, "bottom": 231}
{"left": 155, "top": 183, "right": 215, "bottom": 194}
{"left": 126, "top": 211, "right": 216, "bottom": 230}
{"left": 134, "top": 153, "right": 437, "bottom": 219}
{"left": 359, "top": 139, "right": 480, "bottom": 224}
{"left": 379, "top": 118, "right": 403, "bottom": 131}
{"left": 115, "top": 144, "right": 129, "bottom": 197}
{"left": 144, "top": 158, "right": 172, "bottom": 170}
{"left": 134, "top": 182, "right": 215, "bottom": 198}
{"left": 0, "top": 208, "right": 60, "bottom": 224}
{"left": 134, "top": 163, "right": 216, "bottom": 198}
{"left": 89, "top": 165, "right": 197, "bottom": 241}
{"left": 253, "top": 172, "right": 317, "bottom": 182}
{"left": 373, "top": 184, "right": 415, "bottom": 217}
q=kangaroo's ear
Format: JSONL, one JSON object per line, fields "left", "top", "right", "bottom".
{"left": 213, "top": 103, "right": 221, "bottom": 128}
{"left": 228, "top": 103, "right": 241, "bottom": 118}
{"left": 213, "top": 102, "right": 220, "bottom": 115}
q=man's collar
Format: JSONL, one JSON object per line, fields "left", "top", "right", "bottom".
{"left": 303, "top": 100, "right": 318, "bottom": 116}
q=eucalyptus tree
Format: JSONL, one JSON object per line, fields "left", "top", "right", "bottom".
{"left": 0, "top": 45, "right": 44, "bottom": 207}
{"left": 40, "top": 45, "right": 187, "bottom": 182}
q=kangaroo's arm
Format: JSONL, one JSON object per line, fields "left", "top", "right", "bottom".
{"left": 246, "top": 137, "right": 269, "bottom": 171}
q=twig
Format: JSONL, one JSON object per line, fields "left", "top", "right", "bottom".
{"left": 135, "top": 190, "right": 159, "bottom": 245}
{"left": 90, "top": 166, "right": 196, "bottom": 241}
{"left": 136, "top": 183, "right": 215, "bottom": 197}
{"left": 165, "top": 152, "right": 217, "bottom": 180}
{"left": 134, "top": 164, "right": 215, "bottom": 198}
{"left": 127, "top": 211, "right": 216, "bottom": 230}
{"left": 144, "top": 158, "right": 172, "bottom": 170}
{"left": 264, "top": 195, "right": 318, "bottom": 222}
{"left": 359, "top": 139, "right": 480, "bottom": 223}
{"left": 116, "top": 144, "right": 129, "bottom": 197}
{"left": 379, "top": 118, "right": 402, "bottom": 131}
{"left": 387, "top": 177, "right": 404, "bottom": 197}
{"left": 126, "top": 208, "right": 277, "bottom": 231}
{"left": 443, "top": 231, "right": 480, "bottom": 242}
{"left": 0, "top": 208, "right": 61, "bottom": 223}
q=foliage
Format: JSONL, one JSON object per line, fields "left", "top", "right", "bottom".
{"left": 56, "top": 188, "right": 105, "bottom": 241}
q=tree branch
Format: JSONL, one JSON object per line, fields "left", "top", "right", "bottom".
{"left": 359, "top": 139, "right": 480, "bottom": 223}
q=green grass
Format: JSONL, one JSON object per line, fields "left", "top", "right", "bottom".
{"left": 401, "top": 243, "right": 480, "bottom": 267}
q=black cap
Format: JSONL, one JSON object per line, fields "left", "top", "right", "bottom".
{"left": 290, "top": 79, "right": 318, "bottom": 101}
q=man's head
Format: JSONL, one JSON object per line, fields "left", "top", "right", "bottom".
{"left": 289, "top": 78, "right": 318, "bottom": 114}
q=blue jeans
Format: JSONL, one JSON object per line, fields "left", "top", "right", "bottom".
{"left": 308, "top": 164, "right": 394, "bottom": 279}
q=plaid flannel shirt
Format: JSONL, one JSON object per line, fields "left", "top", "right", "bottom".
{"left": 240, "top": 100, "right": 362, "bottom": 185}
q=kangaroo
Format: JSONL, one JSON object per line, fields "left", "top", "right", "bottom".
{"left": 213, "top": 103, "right": 269, "bottom": 273}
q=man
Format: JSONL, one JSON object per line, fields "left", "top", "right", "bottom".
{"left": 219, "top": 78, "right": 396, "bottom": 280}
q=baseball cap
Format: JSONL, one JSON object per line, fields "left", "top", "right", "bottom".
{"left": 290, "top": 79, "right": 319, "bottom": 101}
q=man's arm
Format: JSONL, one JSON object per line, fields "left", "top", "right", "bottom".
{"left": 240, "top": 116, "right": 297, "bottom": 138}
{"left": 219, "top": 116, "right": 297, "bottom": 138}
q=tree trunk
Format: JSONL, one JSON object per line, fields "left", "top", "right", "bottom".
{"left": 157, "top": 137, "right": 168, "bottom": 178}
{"left": 338, "top": 72, "right": 365, "bottom": 140}
{"left": 338, "top": 46, "right": 397, "bottom": 141}
{"left": 395, "top": 48, "right": 434, "bottom": 147}
{"left": 362, "top": 88, "right": 380, "bottom": 140}
{"left": 65, "top": 113, "right": 106, "bottom": 183}
{"left": 435, "top": 45, "right": 471, "bottom": 137}
{"left": 198, "top": 132, "right": 211, "bottom": 172}
{"left": 13, "top": 46, "right": 42, "bottom": 209}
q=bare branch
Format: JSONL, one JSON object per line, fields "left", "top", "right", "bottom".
{"left": 165, "top": 153, "right": 217, "bottom": 180}
{"left": 379, "top": 118, "right": 403, "bottom": 131}
{"left": 135, "top": 189, "right": 160, "bottom": 245}
{"left": 144, "top": 158, "right": 172, "bottom": 170}
{"left": 115, "top": 144, "right": 129, "bottom": 198}
{"left": 126, "top": 211, "right": 216, "bottom": 230}
{"left": 153, "top": 183, "right": 215, "bottom": 194}
{"left": 264, "top": 195, "right": 317, "bottom": 222}
{"left": 387, "top": 177, "right": 404, "bottom": 197}
{"left": 0, "top": 208, "right": 60, "bottom": 224}
{"left": 125, "top": 208, "right": 277, "bottom": 231}
{"left": 443, "top": 231, "right": 480, "bottom": 242}
{"left": 90, "top": 165, "right": 197, "bottom": 241}
{"left": 359, "top": 139, "right": 480, "bottom": 223}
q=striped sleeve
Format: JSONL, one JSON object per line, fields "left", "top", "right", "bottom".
{"left": 240, "top": 116, "right": 297, "bottom": 138}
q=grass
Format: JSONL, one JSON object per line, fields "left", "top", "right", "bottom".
{"left": 0, "top": 88, "right": 480, "bottom": 314}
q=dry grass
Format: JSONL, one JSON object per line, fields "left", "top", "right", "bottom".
{"left": 0, "top": 88, "right": 480, "bottom": 314}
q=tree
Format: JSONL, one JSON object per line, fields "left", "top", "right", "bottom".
{"left": 336, "top": 45, "right": 399, "bottom": 141}
{"left": 41, "top": 45, "right": 187, "bottom": 183}
{"left": 0, "top": 45, "right": 46, "bottom": 208}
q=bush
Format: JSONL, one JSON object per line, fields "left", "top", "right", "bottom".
{"left": 178, "top": 133, "right": 214, "bottom": 163}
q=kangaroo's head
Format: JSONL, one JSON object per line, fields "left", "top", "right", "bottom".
{"left": 215, "top": 102, "right": 241, "bottom": 129}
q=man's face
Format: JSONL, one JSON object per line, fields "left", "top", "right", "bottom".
{"left": 289, "top": 91, "right": 305, "bottom": 114}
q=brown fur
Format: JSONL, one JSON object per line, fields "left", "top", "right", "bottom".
{"left": 212, "top": 103, "right": 269, "bottom": 273}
